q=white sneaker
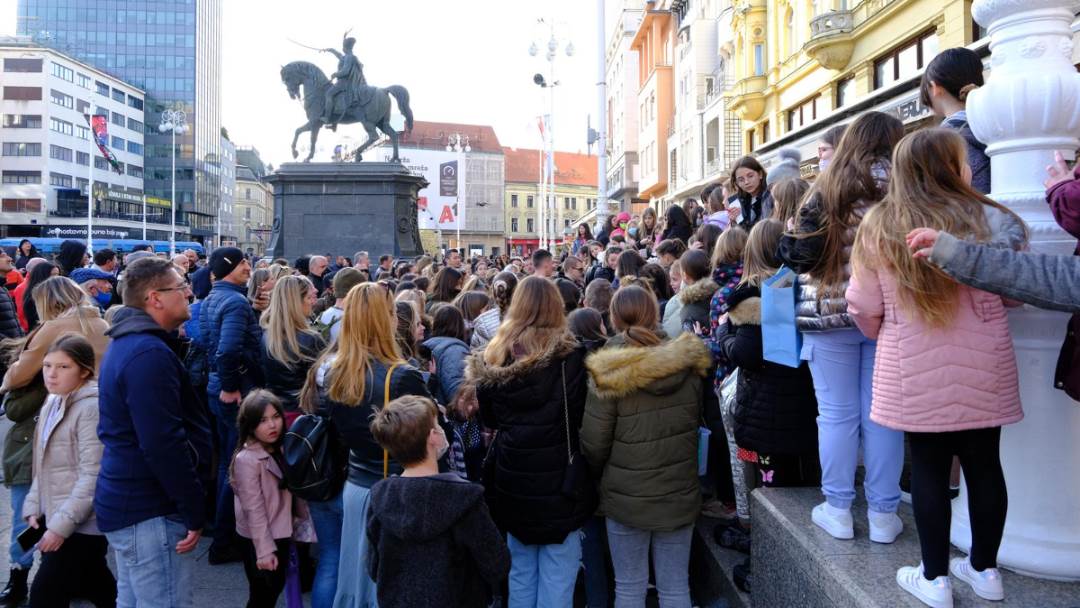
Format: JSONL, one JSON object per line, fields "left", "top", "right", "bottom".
{"left": 812, "top": 502, "right": 854, "bottom": 540}
{"left": 897, "top": 564, "right": 953, "bottom": 608}
{"left": 949, "top": 557, "right": 1004, "bottom": 601}
{"left": 868, "top": 509, "right": 903, "bottom": 544}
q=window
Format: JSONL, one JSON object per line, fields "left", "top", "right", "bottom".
{"left": 245, "top": 207, "right": 251, "bottom": 220}
{"left": 564, "top": 197, "right": 570, "bottom": 210}
{"left": 786, "top": 96, "right": 820, "bottom": 131}
{"left": 111, "top": 112, "right": 125, "bottom": 127}
{"left": 527, "top": 195, "right": 534, "bottom": 208}
{"left": 127, "top": 95, "right": 144, "bottom": 110}
{"left": 112, "top": 89, "right": 126, "bottom": 103}
{"left": 245, "top": 188, "right": 252, "bottom": 199}
{"left": 94, "top": 156, "right": 109, "bottom": 170}
{"left": 50, "top": 118, "right": 74, "bottom": 136}
{"left": 77, "top": 73, "right": 92, "bottom": 89}
{"left": 571, "top": 197, "right": 577, "bottom": 210}
{"left": 511, "top": 194, "right": 518, "bottom": 208}
{"left": 2, "top": 171, "right": 41, "bottom": 184}
{"left": 95, "top": 81, "right": 110, "bottom": 96}
{"left": 3, "top": 86, "right": 42, "bottom": 101}
{"left": 527, "top": 218, "right": 535, "bottom": 232}
{"left": 111, "top": 136, "right": 125, "bottom": 150}
{"left": 836, "top": 77, "right": 855, "bottom": 108}
{"left": 127, "top": 117, "right": 143, "bottom": 132}
{"left": 754, "top": 44, "right": 766, "bottom": 76}
{"left": 2, "top": 199, "right": 42, "bottom": 213}
{"left": 511, "top": 217, "right": 519, "bottom": 232}
{"left": 76, "top": 125, "right": 90, "bottom": 140}
{"left": 748, "top": 129, "right": 756, "bottom": 153}
{"left": 762, "top": 120, "right": 771, "bottom": 144}
{"left": 127, "top": 141, "right": 143, "bottom": 155}
{"left": 2, "top": 114, "right": 42, "bottom": 128}
{"left": 3, "top": 142, "right": 41, "bottom": 156}
{"left": 51, "top": 89, "right": 74, "bottom": 109}
{"left": 49, "top": 145, "right": 73, "bottom": 162}
{"left": 76, "top": 99, "right": 91, "bottom": 113}
{"left": 49, "top": 172, "right": 73, "bottom": 188}
{"left": 76, "top": 178, "right": 88, "bottom": 191}
{"left": 127, "top": 164, "right": 143, "bottom": 178}
{"left": 873, "top": 30, "right": 939, "bottom": 90}
{"left": 4, "top": 58, "right": 42, "bottom": 72}
{"left": 76, "top": 151, "right": 90, "bottom": 166}
{"left": 50, "top": 63, "right": 74, "bottom": 82}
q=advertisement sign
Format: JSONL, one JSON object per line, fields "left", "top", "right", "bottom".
{"left": 376, "top": 147, "right": 461, "bottom": 230}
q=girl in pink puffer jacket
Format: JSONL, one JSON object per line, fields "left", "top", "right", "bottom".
{"left": 848, "top": 128, "right": 1027, "bottom": 608}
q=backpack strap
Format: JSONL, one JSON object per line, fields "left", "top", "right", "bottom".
{"left": 382, "top": 363, "right": 400, "bottom": 478}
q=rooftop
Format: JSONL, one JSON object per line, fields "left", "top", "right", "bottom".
{"left": 503, "top": 147, "right": 599, "bottom": 187}
{"left": 398, "top": 120, "right": 503, "bottom": 154}
{"left": 0, "top": 37, "right": 145, "bottom": 95}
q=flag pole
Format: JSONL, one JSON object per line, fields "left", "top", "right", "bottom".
{"left": 87, "top": 119, "right": 94, "bottom": 255}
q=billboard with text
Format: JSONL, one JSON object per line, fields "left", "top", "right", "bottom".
{"left": 376, "top": 147, "right": 460, "bottom": 231}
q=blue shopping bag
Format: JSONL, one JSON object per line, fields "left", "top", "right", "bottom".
{"left": 761, "top": 266, "right": 802, "bottom": 368}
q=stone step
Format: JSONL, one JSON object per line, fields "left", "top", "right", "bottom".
{"left": 751, "top": 487, "right": 1080, "bottom": 607}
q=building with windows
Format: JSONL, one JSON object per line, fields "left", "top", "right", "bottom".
{"left": 0, "top": 39, "right": 165, "bottom": 241}
{"left": 503, "top": 147, "right": 599, "bottom": 257}
{"left": 630, "top": 2, "right": 677, "bottom": 204}
{"left": 17, "top": 0, "right": 224, "bottom": 242}
{"left": 234, "top": 164, "right": 272, "bottom": 256}
{"left": 605, "top": 1, "right": 644, "bottom": 211}
{"left": 219, "top": 132, "right": 237, "bottom": 248}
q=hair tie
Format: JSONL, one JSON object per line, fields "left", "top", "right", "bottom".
{"left": 958, "top": 84, "right": 979, "bottom": 101}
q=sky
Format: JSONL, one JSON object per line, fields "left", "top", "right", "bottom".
{"left": 1, "top": 0, "right": 607, "bottom": 167}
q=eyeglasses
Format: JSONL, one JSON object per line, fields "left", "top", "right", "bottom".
{"left": 735, "top": 175, "right": 758, "bottom": 184}
{"left": 154, "top": 282, "right": 191, "bottom": 294}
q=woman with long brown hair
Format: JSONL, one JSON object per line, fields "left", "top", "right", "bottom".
{"left": 776, "top": 111, "right": 906, "bottom": 544}
{"left": 426, "top": 267, "right": 463, "bottom": 314}
{"left": 848, "top": 128, "right": 1025, "bottom": 605}
{"left": 466, "top": 276, "right": 595, "bottom": 607}
{"left": 729, "top": 156, "right": 772, "bottom": 228}
{"left": 638, "top": 206, "right": 661, "bottom": 249}
{"left": 299, "top": 283, "right": 431, "bottom": 607}
{"left": 581, "top": 285, "right": 710, "bottom": 606}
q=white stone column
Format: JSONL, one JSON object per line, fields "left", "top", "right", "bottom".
{"left": 959, "top": 0, "right": 1080, "bottom": 581}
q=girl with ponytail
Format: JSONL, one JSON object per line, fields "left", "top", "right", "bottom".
{"left": 920, "top": 47, "right": 990, "bottom": 194}
{"left": 470, "top": 271, "right": 517, "bottom": 349}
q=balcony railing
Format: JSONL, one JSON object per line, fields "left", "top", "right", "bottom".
{"left": 804, "top": 10, "right": 856, "bottom": 70}
{"left": 728, "top": 75, "right": 768, "bottom": 121}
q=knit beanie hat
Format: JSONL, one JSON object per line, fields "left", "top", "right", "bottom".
{"left": 332, "top": 267, "right": 365, "bottom": 297}
{"left": 209, "top": 247, "right": 244, "bottom": 280}
{"left": 766, "top": 148, "right": 803, "bottom": 188}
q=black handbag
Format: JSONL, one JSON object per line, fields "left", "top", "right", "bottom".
{"left": 558, "top": 362, "right": 590, "bottom": 500}
{"left": 281, "top": 405, "right": 347, "bottom": 502}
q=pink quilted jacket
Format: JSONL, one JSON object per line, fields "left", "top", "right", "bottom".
{"left": 846, "top": 265, "right": 1023, "bottom": 433}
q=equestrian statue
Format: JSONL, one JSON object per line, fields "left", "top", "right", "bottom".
{"left": 281, "top": 31, "right": 414, "bottom": 162}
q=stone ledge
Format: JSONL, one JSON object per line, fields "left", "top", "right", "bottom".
{"left": 692, "top": 517, "right": 751, "bottom": 608}
{"left": 751, "top": 487, "right": 1080, "bottom": 607}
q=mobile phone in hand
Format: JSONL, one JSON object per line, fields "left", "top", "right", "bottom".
{"left": 17, "top": 521, "right": 46, "bottom": 552}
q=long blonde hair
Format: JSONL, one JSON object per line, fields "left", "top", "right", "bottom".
{"left": 483, "top": 276, "right": 569, "bottom": 365}
{"left": 310, "top": 282, "right": 403, "bottom": 406}
{"left": 2, "top": 277, "right": 98, "bottom": 364}
{"left": 261, "top": 275, "right": 321, "bottom": 365}
{"left": 853, "top": 128, "right": 1027, "bottom": 327}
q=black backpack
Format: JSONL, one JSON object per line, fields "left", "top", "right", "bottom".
{"left": 282, "top": 409, "right": 347, "bottom": 502}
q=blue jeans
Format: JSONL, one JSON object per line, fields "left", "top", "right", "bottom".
{"left": 309, "top": 491, "right": 344, "bottom": 608}
{"left": 605, "top": 519, "right": 692, "bottom": 608}
{"left": 208, "top": 394, "right": 239, "bottom": 549}
{"left": 105, "top": 515, "right": 195, "bottom": 608}
{"left": 8, "top": 483, "right": 34, "bottom": 570}
{"left": 507, "top": 530, "right": 582, "bottom": 608}
{"left": 333, "top": 481, "right": 378, "bottom": 608}
{"left": 581, "top": 516, "right": 610, "bottom": 608}
{"left": 803, "top": 329, "right": 903, "bottom": 513}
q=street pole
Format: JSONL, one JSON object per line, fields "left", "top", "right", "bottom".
{"left": 87, "top": 145, "right": 94, "bottom": 254}
{"left": 141, "top": 193, "right": 147, "bottom": 240}
{"left": 170, "top": 124, "right": 176, "bottom": 256}
{"left": 596, "top": 0, "right": 610, "bottom": 233}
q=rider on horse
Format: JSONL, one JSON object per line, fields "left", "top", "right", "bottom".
{"left": 321, "top": 37, "right": 371, "bottom": 130}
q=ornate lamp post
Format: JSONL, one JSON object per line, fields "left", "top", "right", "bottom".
{"left": 530, "top": 18, "right": 575, "bottom": 252}
{"left": 159, "top": 109, "right": 187, "bottom": 256}
{"left": 962, "top": 0, "right": 1080, "bottom": 580}
{"left": 446, "top": 133, "right": 471, "bottom": 253}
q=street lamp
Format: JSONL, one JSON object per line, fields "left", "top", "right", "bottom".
{"left": 529, "top": 18, "right": 574, "bottom": 252}
{"left": 446, "top": 133, "right": 471, "bottom": 254}
{"left": 159, "top": 108, "right": 187, "bottom": 256}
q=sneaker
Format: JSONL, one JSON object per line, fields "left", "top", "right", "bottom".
{"left": 949, "top": 557, "right": 1004, "bottom": 601}
{"left": 868, "top": 509, "right": 903, "bottom": 544}
{"left": 811, "top": 502, "right": 853, "bottom": 540}
{"left": 733, "top": 557, "right": 752, "bottom": 594}
{"left": 702, "top": 500, "right": 738, "bottom": 520}
{"left": 896, "top": 564, "right": 953, "bottom": 608}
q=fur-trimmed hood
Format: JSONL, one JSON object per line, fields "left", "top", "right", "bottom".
{"left": 679, "top": 278, "right": 719, "bottom": 306}
{"left": 727, "top": 284, "right": 761, "bottom": 326}
{"left": 465, "top": 333, "right": 579, "bottom": 388}
{"left": 586, "top": 332, "right": 712, "bottom": 400}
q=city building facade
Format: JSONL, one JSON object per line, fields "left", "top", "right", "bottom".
{"left": 16, "top": 0, "right": 224, "bottom": 242}
{"left": 0, "top": 39, "right": 163, "bottom": 242}
{"left": 605, "top": 1, "right": 644, "bottom": 211}
{"left": 219, "top": 132, "right": 236, "bottom": 248}
{"left": 503, "top": 147, "right": 599, "bottom": 257}
{"left": 234, "top": 165, "right": 272, "bottom": 256}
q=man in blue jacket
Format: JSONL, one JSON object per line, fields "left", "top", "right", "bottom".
{"left": 95, "top": 257, "right": 212, "bottom": 608}
{"left": 197, "top": 246, "right": 263, "bottom": 564}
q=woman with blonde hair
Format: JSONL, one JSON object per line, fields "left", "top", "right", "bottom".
{"left": 1, "top": 277, "right": 109, "bottom": 599}
{"left": 466, "top": 276, "right": 596, "bottom": 607}
{"left": 248, "top": 264, "right": 291, "bottom": 318}
{"left": 259, "top": 275, "right": 326, "bottom": 425}
{"left": 300, "top": 283, "right": 431, "bottom": 607}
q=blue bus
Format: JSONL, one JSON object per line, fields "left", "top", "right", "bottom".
{"left": 0, "top": 237, "right": 206, "bottom": 257}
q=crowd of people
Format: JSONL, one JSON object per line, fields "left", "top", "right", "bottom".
{"left": 0, "top": 46, "right": 1078, "bottom": 608}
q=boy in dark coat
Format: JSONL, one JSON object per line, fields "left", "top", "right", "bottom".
{"left": 367, "top": 396, "right": 509, "bottom": 608}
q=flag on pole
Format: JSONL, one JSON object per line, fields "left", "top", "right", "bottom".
{"left": 537, "top": 115, "right": 547, "bottom": 141}
{"left": 86, "top": 114, "right": 123, "bottom": 174}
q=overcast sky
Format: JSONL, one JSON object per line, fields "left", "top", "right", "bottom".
{"left": 3, "top": 1, "right": 607, "bottom": 167}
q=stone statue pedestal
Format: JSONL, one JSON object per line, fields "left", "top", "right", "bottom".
{"left": 266, "top": 162, "right": 425, "bottom": 261}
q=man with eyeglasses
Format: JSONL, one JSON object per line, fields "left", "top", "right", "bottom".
{"left": 95, "top": 257, "right": 213, "bottom": 607}
{"left": 198, "top": 246, "right": 264, "bottom": 564}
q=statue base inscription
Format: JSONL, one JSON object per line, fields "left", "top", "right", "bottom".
{"left": 266, "top": 162, "right": 425, "bottom": 261}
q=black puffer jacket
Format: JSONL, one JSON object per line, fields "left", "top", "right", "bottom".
{"left": 467, "top": 336, "right": 597, "bottom": 545}
{"left": 313, "top": 355, "right": 432, "bottom": 488}
{"left": 0, "top": 286, "right": 22, "bottom": 339}
{"left": 259, "top": 330, "right": 326, "bottom": 413}
{"left": 679, "top": 278, "right": 719, "bottom": 336}
{"left": 717, "top": 285, "right": 818, "bottom": 456}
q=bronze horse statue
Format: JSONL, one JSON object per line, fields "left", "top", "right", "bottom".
{"left": 280, "top": 61, "right": 414, "bottom": 162}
